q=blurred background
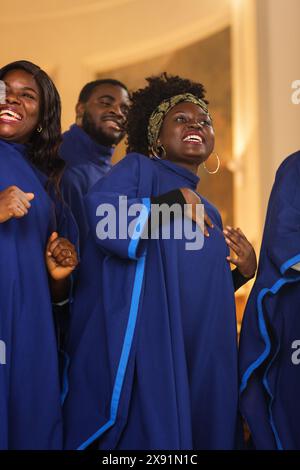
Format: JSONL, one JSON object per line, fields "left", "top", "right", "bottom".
{"left": 1, "top": 0, "right": 300, "bottom": 325}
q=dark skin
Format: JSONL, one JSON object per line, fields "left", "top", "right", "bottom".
{"left": 76, "top": 83, "right": 130, "bottom": 147}
{"left": 0, "top": 69, "right": 41, "bottom": 143}
{"left": 156, "top": 101, "right": 257, "bottom": 278}
{"left": 46, "top": 232, "right": 78, "bottom": 302}
{"left": 0, "top": 69, "right": 78, "bottom": 301}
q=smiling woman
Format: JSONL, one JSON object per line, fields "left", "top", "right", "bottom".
{"left": 0, "top": 60, "right": 78, "bottom": 450}
{"left": 0, "top": 69, "right": 40, "bottom": 143}
{"left": 63, "top": 73, "right": 256, "bottom": 450}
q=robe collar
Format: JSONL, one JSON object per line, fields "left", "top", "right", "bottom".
{"left": 66, "top": 124, "right": 113, "bottom": 166}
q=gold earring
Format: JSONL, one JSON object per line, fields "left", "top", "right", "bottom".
{"left": 37, "top": 125, "right": 43, "bottom": 133}
{"left": 150, "top": 143, "right": 166, "bottom": 160}
{"left": 203, "top": 152, "right": 220, "bottom": 174}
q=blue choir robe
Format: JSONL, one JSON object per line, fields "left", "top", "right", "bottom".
{"left": 239, "top": 151, "right": 300, "bottom": 450}
{"left": 60, "top": 124, "right": 113, "bottom": 251}
{"left": 0, "top": 139, "right": 76, "bottom": 449}
{"left": 63, "top": 152, "right": 239, "bottom": 450}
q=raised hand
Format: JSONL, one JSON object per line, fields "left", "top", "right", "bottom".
{"left": 223, "top": 226, "right": 257, "bottom": 278}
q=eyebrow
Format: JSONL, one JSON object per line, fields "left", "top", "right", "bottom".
{"left": 22, "top": 86, "right": 38, "bottom": 94}
{"left": 173, "top": 109, "right": 210, "bottom": 118}
{"left": 97, "top": 94, "right": 115, "bottom": 100}
{"left": 97, "top": 94, "right": 130, "bottom": 107}
{"left": 4, "top": 83, "right": 39, "bottom": 94}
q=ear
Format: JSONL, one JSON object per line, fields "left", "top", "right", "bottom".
{"left": 75, "top": 102, "right": 85, "bottom": 126}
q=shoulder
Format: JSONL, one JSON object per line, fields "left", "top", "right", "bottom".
{"left": 272, "top": 151, "right": 300, "bottom": 198}
{"left": 104, "top": 152, "right": 152, "bottom": 178}
{"left": 275, "top": 150, "right": 300, "bottom": 181}
{"left": 61, "top": 164, "right": 91, "bottom": 194}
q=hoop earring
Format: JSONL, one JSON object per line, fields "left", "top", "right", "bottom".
{"left": 37, "top": 125, "right": 43, "bottom": 133}
{"left": 150, "top": 144, "right": 166, "bottom": 160}
{"left": 203, "top": 152, "right": 220, "bottom": 174}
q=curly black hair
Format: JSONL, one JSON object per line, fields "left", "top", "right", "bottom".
{"left": 0, "top": 60, "right": 64, "bottom": 192}
{"left": 126, "top": 73, "right": 208, "bottom": 156}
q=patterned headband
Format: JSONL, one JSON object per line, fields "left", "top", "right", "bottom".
{"left": 147, "top": 93, "right": 209, "bottom": 151}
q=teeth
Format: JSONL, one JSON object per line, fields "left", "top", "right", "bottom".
{"left": 0, "top": 109, "right": 22, "bottom": 120}
{"left": 106, "top": 120, "right": 121, "bottom": 130}
{"left": 183, "top": 134, "right": 203, "bottom": 143}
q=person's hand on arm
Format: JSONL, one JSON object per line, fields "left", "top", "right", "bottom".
{"left": 179, "top": 187, "right": 214, "bottom": 237}
{"left": 45, "top": 232, "right": 78, "bottom": 303}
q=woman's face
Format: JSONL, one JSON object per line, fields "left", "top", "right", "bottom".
{"left": 158, "top": 101, "right": 215, "bottom": 169}
{"left": 0, "top": 69, "right": 41, "bottom": 144}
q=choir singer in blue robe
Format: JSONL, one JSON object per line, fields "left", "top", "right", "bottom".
{"left": 60, "top": 79, "right": 130, "bottom": 251}
{"left": 0, "top": 60, "right": 78, "bottom": 449}
{"left": 63, "top": 74, "right": 257, "bottom": 450}
{"left": 239, "top": 150, "right": 300, "bottom": 450}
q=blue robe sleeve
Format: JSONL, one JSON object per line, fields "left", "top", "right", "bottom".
{"left": 61, "top": 166, "right": 91, "bottom": 250}
{"left": 239, "top": 153, "right": 300, "bottom": 450}
{"left": 85, "top": 154, "right": 151, "bottom": 260}
{"left": 264, "top": 158, "right": 300, "bottom": 276}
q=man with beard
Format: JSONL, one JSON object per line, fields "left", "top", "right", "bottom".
{"left": 60, "top": 79, "right": 130, "bottom": 251}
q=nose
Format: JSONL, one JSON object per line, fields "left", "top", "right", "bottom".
{"left": 189, "top": 120, "right": 203, "bottom": 129}
{"left": 110, "top": 102, "right": 127, "bottom": 120}
{"left": 110, "top": 102, "right": 122, "bottom": 117}
{"left": 6, "top": 90, "right": 21, "bottom": 105}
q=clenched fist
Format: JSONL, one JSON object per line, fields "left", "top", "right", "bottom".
{"left": 46, "top": 232, "right": 78, "bottom": 281}
{"left": 0, "top": 186, "right": 34, "bottom": 223}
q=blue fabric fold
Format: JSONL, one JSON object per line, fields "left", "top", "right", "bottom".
{"left": 60, "top": 124, "right": 113, "bottom": 250}
{"left": 239, "top": 150, "right": 300, "bottom": 450}
{"left": 0, "top": 139, "right": 69, "bottom": 449}
{"left": 63, "top": 153, "right": 239, "bottom": 450}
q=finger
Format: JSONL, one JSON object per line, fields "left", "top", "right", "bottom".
{"left": 52, "top": 249, "right": 74, "bottom": 264}
{"left": 48, "top": 237, "right": 67, "bottom": 255}
{"left": 60, "top": 258, "right": 77, "bottom": 268}
{"left": 225, "top": 226, "right": 249, "bottom": 242}
{"left": 223, "top": 227, "right": 248, "bottom": 249}
{"left": 46, "top": 232, "right": 58, "bottom": 255}
{"left": 236, "top": 227, "right": 246, "bottom": 237}
{"left": 226, "top": 255, "right": 240, "bottom": 266}
{"left": 24, "top": 192, "right": 35, "bottom": 201}
{"left": 12, "top": 206, "right": 27, "bottom": 218}
{"left": 50, "top": 239, "right": 75, "bottom": 258}
{"left": 195, "top": 211, "right": 209, "bottom": 237}
{"left": 204, "top": 213, "right": 214, "bottom": 228}
{"left": 60, "top": 257, "right": 78, "bottom": 267}
{"left": 235, "top": 227, "right": 252, "bottom": 246}
{"left": 13, "top": 190, "right": 34, "bottom": 208}
{"left": 13, "top": 199, "right": 28, "bottom": 213}
{"left": 49, "top": 236, "right": 73, "bottom": 251}
{"left": 223, "top": 230, "right": 247, "bottom": 248}
{"left": 224, "top": 237, "right": 243, "bottom": 255}
{"left": 18, "top": 193, "right": 32, "bottom": 209}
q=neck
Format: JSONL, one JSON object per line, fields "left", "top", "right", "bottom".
{"left": 76, "top": 124, "right": 113, "bottom": 150}
{"left": 165, "top": 156, "right": 200, "bottom": 175}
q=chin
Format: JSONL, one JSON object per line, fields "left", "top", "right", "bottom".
{"left": 0, "top": 133, "right": 16, "bottom": 141}
{"left": 103, "top": 130, "right": 124, "bottom": 146}
{"left": 183, "top": 152, "right": 207, "bottom": 164}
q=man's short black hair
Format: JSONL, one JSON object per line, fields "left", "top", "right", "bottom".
{"left": 78, "top": 79, "right": 129, "bottom": 103}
